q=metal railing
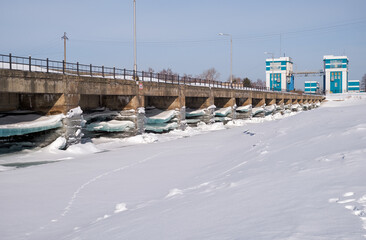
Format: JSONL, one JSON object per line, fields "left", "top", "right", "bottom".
{"left": 0, "top": 53, "right": 322, "bottom": 96}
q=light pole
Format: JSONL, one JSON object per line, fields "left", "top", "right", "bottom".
{"left": 219, "top": 33, "right": 232, "bottom": 86}
{"left": 264, "top": 52, "right": 274, "bottom": 91}
{"left": 61, "top": 32, "right": 68, "bottom": 69}
{"left": 133, "top": 0, "right": 137, "bottom": 80}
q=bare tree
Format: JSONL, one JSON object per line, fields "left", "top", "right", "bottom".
{"left": 252, "top": 79, "right": 266, "bottom": 88}
{"left": 182, "top": 73, "right": 193, "bottom": 78}
{"left": 198, "top": 68, "right": 220, "bottom": 81}
{"left": 159, "top": 68, "right": 175, "bottom": 75}
{"left": 361, "top": 74, "right": 366, "bottom": 92}
{"left": 231, "top": 75, "right": 242, "bottom": 84}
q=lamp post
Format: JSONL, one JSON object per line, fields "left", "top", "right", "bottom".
{"left": 264, "top": 52, "right": 274, "bottom": 91}
{"left": 61, "top": 32, "right": 68, "bottom": 69}
{"left": 219, "top": 33, "right": 232, "bottom": 86}
{"left": 133, "top": 0, "right": 137, "bottom": 80}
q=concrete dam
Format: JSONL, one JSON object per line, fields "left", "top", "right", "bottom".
{"left": 0, "top": 54, "right": 324, "bottom": 152}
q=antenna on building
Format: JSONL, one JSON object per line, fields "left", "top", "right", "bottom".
{"left": 279, "top": 33, "right": 282, "bottom": 57}
{"left": 61, "top": 32, "right": 69, "bottom": 66}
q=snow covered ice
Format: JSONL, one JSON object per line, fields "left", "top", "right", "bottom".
{"left": 0, "top": 114, "right": 63, "bottom": 137}
{"left": 0, "top": 93, "right": 366, "bottom": 239}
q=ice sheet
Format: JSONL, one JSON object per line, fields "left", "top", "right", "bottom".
{"left": 86, "top": 120, "right": 135, "bottom": 132}
{"left": 214, "top": 107, "right": 232, "bottom": 117}
{"left": 236, "top": 105, "right": 252, "bottom": 113}
{"left": 0, "top": 114, "right": 63, "bottom": 137}
{"left": 146, "top": 109, "right": 177, "bottom": 124}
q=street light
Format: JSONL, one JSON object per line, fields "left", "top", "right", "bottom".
{"left": 133, "top": 0, "right": 137, "bottom": 80}
{"left": 264, "top": 52, "right": 274, "bottom": 91}
{"left": 61, "top": 32, "right": 68, "bottom": 69}
{"left": 219, "top": 33, "right": 232, "bottom": 86}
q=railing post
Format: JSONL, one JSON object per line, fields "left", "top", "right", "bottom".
{"left": 178, "top": 75, "right": 180, "bottom": 85}
{"left": 29, "top": 56, "right": 32, "bottom": 72}
{"left": 113, "top": 67, "right": 116, "bottom": 79}
{"left": 158, "top": 73, "right": 160, "bottom": 83}
{"left": 62, "top": 60, "right": 65, "bottom": 74}
{"left": 150, "top": 72, "right": 152, "bottom": 82}
{"left": 90, "top": 64, "right": 92, "bottom": 77}
{"left": 47, "top": 58, "right": 49, "bottom": 73}
{"left": 183, "top": 76, "right": 186, "bottom": 85}
{"left": 165, "top": 74, "right": 167, "bottom": 83}
{"left": 9, "top": 53, "right": 12, "bottom": 70}
{"left": 77, "top": 62, "right": 79, "bottom": 76}
{"left": 142, "top": 71, "right": 144, "bottom": 81}
{"left": 102, "top": 66, "right": 104, "bottom": 77}
{"left": 123, "top": 68, "right": 126, "bottom": 79}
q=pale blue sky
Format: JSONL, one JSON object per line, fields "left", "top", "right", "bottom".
{"left": 1, "top": 0, "right": 365, "bottom": 89}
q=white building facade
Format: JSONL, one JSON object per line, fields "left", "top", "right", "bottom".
{"left": 265, "top": 57, "right": 294, "bottom": 92}
{"left": 323, "top": 55, "right": 349, "bottom": 94}
{"left": 304, "top": 81, "right": 319, "bottom": 94}
{"left": 348, "top": 80, "right": 360, "bottom": 92}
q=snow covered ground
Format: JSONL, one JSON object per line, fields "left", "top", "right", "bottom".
{"left": 0, "top": 93, "right": 365, "bottom": 239}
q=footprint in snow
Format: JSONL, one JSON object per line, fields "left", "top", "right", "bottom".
{"left": 330, "top": 192, "right": 366, "bottom": 234}
{"left": 328, "top": 198, "right": 339, "bottom": 203}
{"left": 338, "top": 199, "right": 356, "bottom": 204}
{"left": 96, "top": 214, "right": 110, "bottom": 222}
{"left": 344, "top": 192, "right": 355, "bottom": 197}
{"left": 260, "top": 150, "right": 268, "bottom": 155}
{"left": 114, "top": 203, "right": 127, "bottom": 213}
{"left": 165, "top": 188, "right": 183, "bottom": 198}
{"left": 243, "top": 130, "right": 255, "bottom": 136}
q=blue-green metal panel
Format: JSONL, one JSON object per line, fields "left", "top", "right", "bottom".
{"left": 325, "top": 65, "right": 347, "bottom": 69}
{"left": 324, "top": 59, "right": 348, "bottom": 64}
{"left": 287, "top": 75, "right": 294, "bottom": 91}
{"left": 348, "top": 87, "right": 360, "bottom": 91}
{"left": 270, "top": 73, "right": 281, "bottom": 91}
{"left": 330, "top": 71, "right": 342, "bottom": 93}
{"left": 348, "top": 82, "right": 359, "bottom": 86}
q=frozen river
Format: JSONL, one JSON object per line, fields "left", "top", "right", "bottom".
{"left": 0, "top": 93, "right": 366, "bottom": 240}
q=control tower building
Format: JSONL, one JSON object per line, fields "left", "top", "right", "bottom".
{"left": 323, "top": 55, "right": 349, "bottom": 94}
{"left": 265, "top": 57, "right": 294, "bottom": 92}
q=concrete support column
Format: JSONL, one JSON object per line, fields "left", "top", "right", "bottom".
{"left": 64, "top": 93, "right": 81, "bottom": 113}
{"left": 266, "top": 98, "right": 276, "bottom": 106}
{"left": 224, "top": 97, "right": 236, "bottom": 108}
{"left": 208, "top": 90, "right": 215, "bottom": 107}
{"left": 285, "top": 99, "right": 292, "bottom": 105}
{"left": 0, "top": 93, "right": 19, "bottom": 112}
{"left": 298, "top": 96, "right": 304, "bottom": 104}
{"left": 242, "top": 98, "right": 252, "bottom": 106}
{"left": 226, "top": 97, "right": 236, "bottom": 119}
{"left": 254, "top": 98, "right": 265, "bottom": 107}
{"left": 277, "top": 98, "right": 284, "bottom": 105}
{"left": 166, "top": 97, "right": 182, "bottom": 110}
